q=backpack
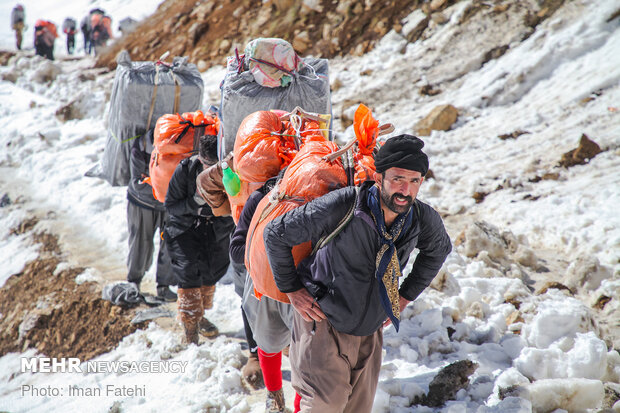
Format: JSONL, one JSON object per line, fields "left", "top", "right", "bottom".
{"left": 62, "top": 18, "right": 77, "bottom": 35}
{"left": 95, "top": 51, "right": 203, "bottom": 187}
{"left": 219, "top": 38, "right": 331, "bottom": 160}
{"left": 242, "top": 105, "right": 393, "bottom": 303}
{"left": 227, "top": 108, "right": 330, "bottom": 223}
{"left": 145, "top": 111, "right": 219, "bottom": 202}
{"left": 11, "top": 6, "right": 25, "bottom": 25}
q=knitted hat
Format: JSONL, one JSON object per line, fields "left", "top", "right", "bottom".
{"left": 374, "top": 134, "right": 428, "bottom": 176}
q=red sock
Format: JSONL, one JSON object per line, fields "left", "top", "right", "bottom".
{"left": 257, "top": 348, "right": 282, "bottom": 392}
{"left": 294, "top": 392, "right": 301, "bottom": 412}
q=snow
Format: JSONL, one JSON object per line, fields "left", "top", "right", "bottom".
{"left": 0, "top": 0, "right": 619, "bottom": 412}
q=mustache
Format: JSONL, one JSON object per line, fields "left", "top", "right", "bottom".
{"left": 391, "top": 193, "right": 412, "bottom": 203}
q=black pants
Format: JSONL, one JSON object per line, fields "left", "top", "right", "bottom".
{"left": 166, "top": 217, "right": 234, "bottom": 289}
{"left": 35, "top": 43, "right": 54, "bottom": 60}
{"left": 66, "top": 34, "right": 75, "bottom": 54}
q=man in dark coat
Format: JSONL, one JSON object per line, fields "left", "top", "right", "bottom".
{"left": 165, "top": 134, "right": 234, "bottom": 344}
{"left": 126, "top": 129, "right": 176, "bottom": 301}
{"left": 264, "top": 134, "right": 452, "bottom": 413}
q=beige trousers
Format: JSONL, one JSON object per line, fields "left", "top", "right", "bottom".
{"left": 289, "top": 312, "right": 383, "bottom": 413}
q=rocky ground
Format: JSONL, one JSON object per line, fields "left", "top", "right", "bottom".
{"left": 95, "top": 0, "right": 569, "bottom": 71}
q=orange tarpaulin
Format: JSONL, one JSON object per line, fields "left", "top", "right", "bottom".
{"left": 146, "top": 111, "right": 219, "bottom": 202}
{"left": 245, "top": 141, "right": 347, "bottom": 303}
{"left": 229, "top": 110, "right": 326, "bottom": 223}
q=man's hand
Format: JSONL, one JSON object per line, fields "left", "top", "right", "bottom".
{"left": 383, "top": 295, "right": 411, "bottom": 327}
{"left": 286, "top": 289, "right": 326, "bottom": 322}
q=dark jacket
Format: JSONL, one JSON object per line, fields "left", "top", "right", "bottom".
{"left": 127, "top": 130, "right": 164, "bottom": 212}
{"left": 230, "top": 186, "right": 270, "bottom": 265}
{"left": 165, "top": 156, "right": 232, "bottom": 239}
{"left": 264, "top": 181, "right": 452, "bottom": 336}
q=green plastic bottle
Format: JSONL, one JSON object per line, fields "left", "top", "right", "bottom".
{"left": 221, "top": 161, "right": 241, "bottom": 196}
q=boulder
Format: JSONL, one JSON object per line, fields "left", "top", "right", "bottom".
{"left": 416, "top": 104, "right": 458, "bottom": 136}
{"left": 559, "top": 134, "right": 602, "bottom": 167}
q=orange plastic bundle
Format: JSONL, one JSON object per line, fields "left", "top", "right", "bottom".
{"left": 245, "top": 140, "right": 347, "bottom": 303}
{"left": 234, "top": 111, "right": 285, "bottom": 183}
{"left": 35, "top": 20, "right": 59, "bottom": 38}
{"left": 146, "top": 110, "right": 219, "bottom": 202}
{"left": 154, "top": 111, "right": 218, "bottom": 154}
{"left": 229, "top": 110, "right": 327, "bottom": 223}
{"left": 352, "top": 104, "right": 381, "bottom": 184}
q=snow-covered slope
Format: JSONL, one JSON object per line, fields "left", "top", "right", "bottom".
{"left": 0, "top": 0, "right": 618, "bottom": 412}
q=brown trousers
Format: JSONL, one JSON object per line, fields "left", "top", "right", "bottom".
{"left": 289, "top": 312, "right": 383, "bottom": 413}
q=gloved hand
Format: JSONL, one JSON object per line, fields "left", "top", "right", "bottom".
{"left": 195, "top": 161, "right": 231, "bottom": 216}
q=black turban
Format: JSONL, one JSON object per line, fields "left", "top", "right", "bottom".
{"left": 374, "top": 134, "right": 429, "bottom": 175}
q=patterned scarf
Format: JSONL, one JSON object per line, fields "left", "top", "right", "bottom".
{"left": 367, "top": 185, "right": 413, "bottom": 331}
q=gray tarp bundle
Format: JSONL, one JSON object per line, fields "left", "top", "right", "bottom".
{"left": 98, "top": 50, "right": 204, "bottom": 186}
{"left": 218, "top": 56, "right": 331, "bottom": 159}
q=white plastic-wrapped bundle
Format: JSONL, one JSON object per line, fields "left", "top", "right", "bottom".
{"left": 96, "top": 51, "right": 203, "bottom": 186}
{"left": 219, "top": 53, "right": 331, "bottom": 159}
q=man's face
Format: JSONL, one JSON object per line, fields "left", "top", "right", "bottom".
{"left": 375, "top": 167, "right": 424, "bottom": 215}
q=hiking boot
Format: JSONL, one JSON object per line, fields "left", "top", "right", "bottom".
{"left": 182, "top": 322, "right": 199, "bottom": 345}
{"left": 265, "top": 388, "right": 287, "bottom": 413}
{"left": 242, "top": 351, "right": 262, "bottom": 388}
{"left": 157, "top": 285, "right": 177, "bottom": 302}
{"left": 198, "top": 317, "right": 219, "bottom": 337}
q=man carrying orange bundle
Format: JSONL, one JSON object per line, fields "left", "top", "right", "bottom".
{"left": 164, "top": 134, "right": 234, "bottom": 344}
{"left": 264, "top": 135, "right": 452, "bottom": 412}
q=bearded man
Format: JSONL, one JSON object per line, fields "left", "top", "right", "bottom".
{"left": 264, "top": 134, "right": 452, "bottom": 413}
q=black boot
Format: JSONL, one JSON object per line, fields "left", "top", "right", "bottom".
{"left": 157, "top": 285, "right": 177, "bottom": 302}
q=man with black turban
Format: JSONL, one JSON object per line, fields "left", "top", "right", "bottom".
{"left": 264, "top": 134, "right": 452, "bottom": 412}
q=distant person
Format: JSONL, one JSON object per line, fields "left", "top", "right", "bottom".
{"left": 80, "top": 14, "right": 91, "bottom": 54}
{"left": 34, "top": 20, "right": 58, "bottom": 60}
{"left": 10, "top": 4, "right": 25, "bottom": 50}
{"left": 164, "top": 134, "right": 235, "bottom": 345}
{"left": 229, "top": 171, "right": 295, "bottom": 413}
{"left": 90, "top": 10, "right": 113, "bottom": 56}
{"left": 127, "top": 129, "right": 177, "bottom": 302}
{"left": 62, "top": 18, "right": 77, "bottom": 55}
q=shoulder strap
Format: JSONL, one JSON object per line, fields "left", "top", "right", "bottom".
{"left": 311, "top": 186, "right": 360, "bottom": 255}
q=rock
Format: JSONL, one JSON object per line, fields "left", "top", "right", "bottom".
{"left": 402, "top": 10, "right": 429, "bottom": 43}
{"left": 430, "top": 0, "right": 448, "bottom": 12}
{"left": 0, "top": 193, "right": 10, "bottom": 207}
{"left": 30, "top": 60, "right": 61, "bottom": 83}
{"left": 506, "top": 310, "right": 524, "bottom": 325}
{"left": 293, "top": 31, "right": 311, "bottom": 54}
{"left": 55, "top": 99, "right": 85, "bottom": 122}
{"left": 331, "top": 77, "right": 343, "bottom": 91}
{"left": 419, "top": 84, "right": 442, "bottom": 96}
{"left": 458, "top": 221, "right": 508, "bottom": 260}
{"left": 565, "top": 256, "right": 611, "bottom": 291}
{"left": 514, "top": 245, "right": 538, "bottom": 269}
{"left": 431, "top": 12, "right": 448, "bottom": 25}
{"left": 559, "top": 134, "right": 602, "bottom": 167}
{"left": 422, "top": 360, "right": 478, "bottom": 407}
{"left": 0, "top": 51, "right": 16, "bottom": 66}
{"left": 197, "top": 60, "right": 208, "bottom": 72}
{"left": 219, "top": 39, "right": 231, "bottom": 53}
{"left": 188, "top": 21, "right": 209, "bottom": 45}
{"left": 473, "top": 191, "right": 488, "bottom": 203}
{"left": 1, "top": 70, "right": 19, "bottom": 83}
{"left": 415, "top": 104, "right": 458, "bottom": 136}
{"left": 536, "top": 281, "right": 573, "bottom": 296}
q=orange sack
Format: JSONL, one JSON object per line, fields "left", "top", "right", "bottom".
{"left": 229, "top": 109, "right": 325, "bottom": 223}
{"left": 245, "top": 141, "right": 347, "bottom": 303}
{"left": 146, "top": 111, "right": 219, "bottom": 202}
